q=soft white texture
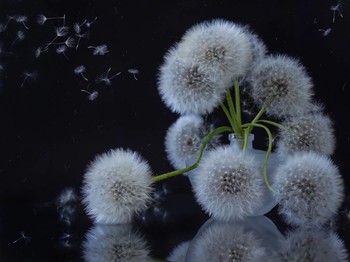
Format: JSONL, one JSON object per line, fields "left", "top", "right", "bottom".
{"left": 277, "top": 229, "right": 348, "bottom": 262}
{"left": 158, "top": 47, "right": 227, "bottom": 115}
{"left": 249, "top": 55, "right": 314, "bottom": 117}
{"left": 82, "top": 148, "right": 153, "bottom": 224}
{"left": 165, "top": 114, "right": 220, "bottom": 169}
{"left": 82, "top": 224, "right": 151, "bottom": 262}
{"left": 186, "top": 220, "right": 267, "bottom": 262}
{"left": 193, "top": 146, "right": 265, "bottom": 221}
{"left": 178, "top": 19, "right": 253, "bottom": 85}
{"left": 273, "top": 151, "right": 344, "bottom": 228}
{"left": 277, "top": 113, "right": 335, "bottom": 156}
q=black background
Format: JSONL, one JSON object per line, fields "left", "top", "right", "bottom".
{"left": 0, "top": 0, "right": 350, "bottom": 261}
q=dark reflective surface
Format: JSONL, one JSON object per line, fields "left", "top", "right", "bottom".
{"left": 0, "top": 0, "right": 350, "bottom": 261}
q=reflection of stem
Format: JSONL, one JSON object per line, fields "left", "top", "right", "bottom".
{"left": 152, "top": 126, "right": 232, "bottom": 182}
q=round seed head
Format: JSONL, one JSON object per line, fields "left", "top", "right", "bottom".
{"left": 82, "top": 148, "right": 153, "bottom": 224}
{"left": 248, "top": 55, "right": 314, "bottom": 117}
{"left": 277, "top": 113, "right": 335, "bottom": 156}
{"left": 193, "top": 146, "right": 265, "bottom": 221}
{"left": 165, "top": 114, "right": 220, "bottom": 169}
{"left": 273, "top": 152, "right": 344, "bottom": 228}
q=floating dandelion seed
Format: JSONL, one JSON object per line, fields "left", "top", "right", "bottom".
{"left": 35, "top": 46, "right": 48, "bottom": 58}
{"left": 319, "top": 28, "right": 332, "bottom": 37}
{"left": 85, "top": 17, "right": 97, "bottom": 27}
{"left": 74, "top": 65, "right": 89, "bottom": 81}
{"left": 37, "top": 14, "right": 66, "bottom": 25}
{"left": 0, "top": 15, "right": 16, "bottom": 32}
{"left": 75, "top": 31, "right": 90, "bottom": 50}
{"left": 56, "top": 45, "right": 69, "bottom": 59}
{"left": 57, "top": 187, "right": 78, "bottom": 206}
{"left": 12, "top": 30, "right": 25, "bottom": 45}
{"left": 81, "top": 90, "right": 99, "bottom": 101}
{"left": 73, "top": 20, "right": 87, "bottom": 34}
{"left": 48, "top": 37, "right": 75, "bottom": 48}
{"left": 88, "top": 44, "right": 109, "bottom": 55}
{"left": 128, "top": 68, "right": 139, "bottom": 80}
{"left": 46, "top": 26, "right": 70, "bottom": 46}
{"left": 21, "top": 71, "right": 37, "bottom": 87}
{"left": 13, "top": 231, "right": 31, "bottom": 244}
{"left": 15, "top": 15, "right": 29, "bottom": 29}
{"left": 330, "top": 0, "right": 344, "bottom": 23}
{"left": 96, "top": 67, "right": 121, "bottom": 86}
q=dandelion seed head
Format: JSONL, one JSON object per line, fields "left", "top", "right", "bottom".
{"left": 278, "top": 229, "right": 348, "bottom": 262}
{"left": 273, "top": 152, "right": 344, "bottom": 228}
{"left": 165, "top": 115, "right": 220, "bottom": 169}
{"left": 277, "top": 113, "right": 336, "bottom": 156}
{"left": 82, "top": 224, "right": 151, "bottom": 262}
{"left": 193, "top": 146, "right": 265, "bottom": 221}
{"left": 82, "top": 148, "right": 153, "bottom": 224}
{"left": 248, "top": 55, "right": 314, "bottom": 117}
{"left": 158, "top": 47, "right": 227, "bottom": 115}
{"left": 177, "top": 19, "right": 253, "bottom": 85}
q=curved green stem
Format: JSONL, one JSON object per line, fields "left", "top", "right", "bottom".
{"left": 152, "top": 126, "right": 233, "bottom": 182}
{"left": 220, "top": 102, "right": 239, "bottom": 134}
{"left": 241, "top": 123, "right": 275, "bottom": 193}
{"left": 257, "top": 119, "right": 283, "bottom": 129}
{"left": 234, "top": 80, "right": 242, "bottom": 127}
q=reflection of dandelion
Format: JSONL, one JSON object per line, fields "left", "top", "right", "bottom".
{"left": 88, "top": 44, "right": 109, "bottom": 55}
{"left": 278, "top": 229, "right": 348, "bottom": 261}
{"left": 82, "top": 224, "right": 150, "bottom": 262}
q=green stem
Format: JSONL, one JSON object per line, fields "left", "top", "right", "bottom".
{"left": 152, "top": 126, "right": 233, "bottom": 182}
{"left": 234, "top": 80, "right": 242, "bottom": 127}
{"left": 246, "top": 105, "right": 266, "bottom": 135}
{"left": 241, "top": 123, "right": 275, "bottom": 193}
{"left": 257, "top": 120, "right": 283, "bottom": 129}
{"left": 220, "top": 102, "right": 241, "bottom": 135}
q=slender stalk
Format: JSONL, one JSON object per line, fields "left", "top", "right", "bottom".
{"left": 241, "top": 123, "right": 275, "bottom": 193}
{"left": 152, "top": 126, "right": 233, "bottom": 182}
{"left": 257, "top": 119, "right": 283, "bottom": 129}
{"left": 234, "top": 80, "right": 242, "bottom": 127}
{"left": 220, "top": 102, "right": 240, "bottom": 134}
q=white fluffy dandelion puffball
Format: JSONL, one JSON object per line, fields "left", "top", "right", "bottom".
{"left": 82, "top": 224, "right": 151, "bottom": 262}
{"left": 165, "top": 114, "right": 220, "bottom": 169}
{"left": 273, "top": 151, "right": 344, "bottom": 228}
{"left": 82, "top": 148, "right": 153, "bottom": 224}
{"left": 193, "top": 146, "right": 265, "bottom": 221}
{"left": 178, "top": 19, "right": 253, "bottom": 85}
{"left": 158, "top": 47, "right": 227, "bottom": 115}
{"left": 278, "top": 229, "right": 349, "bottom": 262}
{"left": 249, "top": 55, "right": 314, "bottom": 118}
{"left": 277, "top": 113, "right": 335, "bottom": 156}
